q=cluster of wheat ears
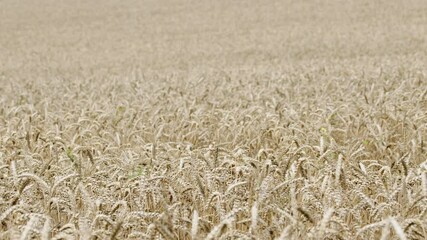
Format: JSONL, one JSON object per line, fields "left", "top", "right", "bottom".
{"left": 0, "top": 64, "right": 426, "bottom": 239}
{"left": 1, "top": 0, "right": 427, "bottom": 239}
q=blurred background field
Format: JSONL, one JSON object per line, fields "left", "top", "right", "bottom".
{"left": 1, "top": 0, "right": 426, "bottom": 75}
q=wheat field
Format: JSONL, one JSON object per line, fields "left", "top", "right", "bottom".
{"left": 1, "top": 0, "right": 427, "bottom": 239}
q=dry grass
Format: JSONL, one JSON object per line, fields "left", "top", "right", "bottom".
{"left": 1, "top": 0, "right": 427, "bottom": 239}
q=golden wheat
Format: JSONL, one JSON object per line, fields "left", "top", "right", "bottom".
{"left": 1, "top": 0, "right": 427, "bottom": 239}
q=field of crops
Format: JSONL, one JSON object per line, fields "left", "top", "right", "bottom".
{"left": 1, "top": 0, "right": 427, "bottom": 239}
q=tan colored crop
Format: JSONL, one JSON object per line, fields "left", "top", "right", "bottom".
{"left": 0, "top": 0, "right": 426, "bottom": 239}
